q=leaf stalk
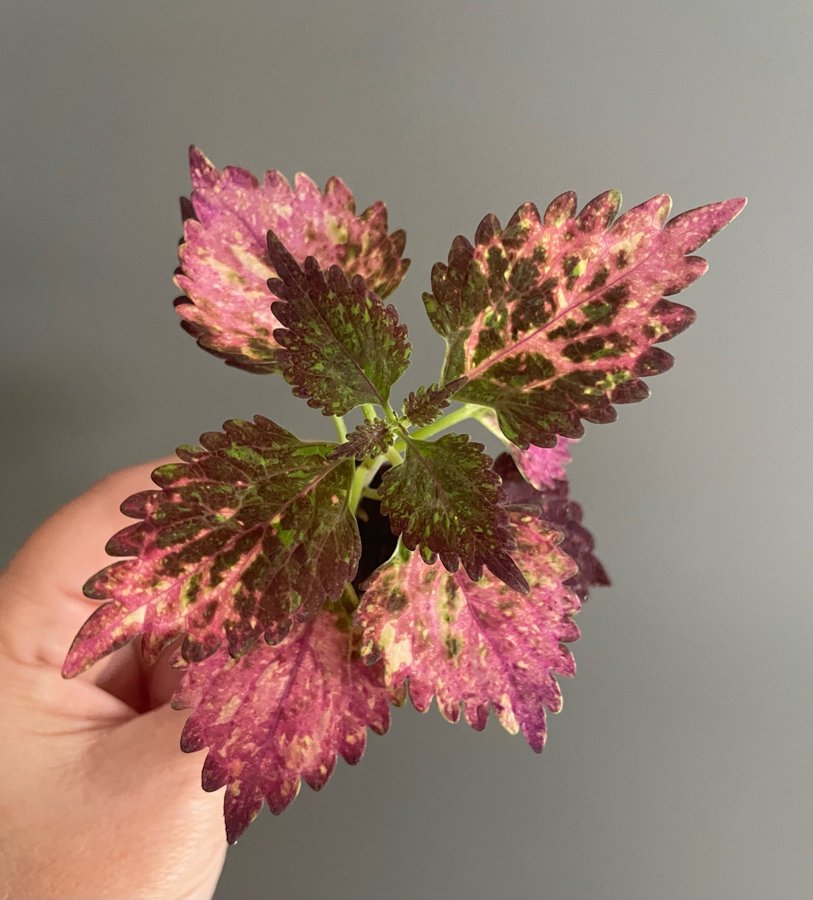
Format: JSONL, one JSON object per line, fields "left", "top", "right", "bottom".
{"left": 332, "top": 415, "right": 348, "bottom": 441}
{"left": 394, "top": 402, "right": 485, "bottom": 450}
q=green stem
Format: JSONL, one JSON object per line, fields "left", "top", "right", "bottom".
{"left": 385, "top": 445, "right": 403, "bottom": 468}
{"left": 345, "top": 401, "right": 408, "bottom": 515}
{"left": 477, "top": 411, "right": 511, "bottom": 447}
{"left": 393, "top": 403, "right": 485, "bottom": 451}
{"left": 341, "top": 580, "right": 361, "bottom": 611}
{"left": 412, "top": 403, "right": 485, "bottom": 439}
{"left": 382, "top": 400, "right": 400, "bottom": 426}
{"left": 347, "top": 452, "right": 385, "bottom": 515}
{"left": 332, "top": 415, "right": 348, "bottom": 442}
{"left": 347, "top": 462, "right": 369, "bottom": 515}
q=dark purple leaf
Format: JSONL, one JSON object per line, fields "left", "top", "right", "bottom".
{"left": 330, "top": 419, "right": 394, "bottom": 460}
{"left": 494, "top": 452, "right": 608, "bottom": 601}
{"left": 401, "top": 377, "right": 467, "bottom": 427}
{"left": 267, "top": 233, "right": 411, "bottom": 415}
{"left": 379, "top": 434, "right": 528, "bottom": 593}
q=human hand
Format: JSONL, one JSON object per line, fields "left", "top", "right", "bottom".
{"left": 0, "top": 464, "right": 228, "bottom": 900}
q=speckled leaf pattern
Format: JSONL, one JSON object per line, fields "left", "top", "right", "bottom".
{"left": 378, "top": 434, "right": 528, "bottom": 593}
{"left": 495, "top": 453, "right": 608, "bottom": 601}
{"left": 267, "top": 232, "right": 411, "bottom": 414}
{"left": 173, "top": 606, "right": 393, "bottom": 843}
{"left": 401, "top": 377, "right": 467, "bottom": 427}
{"left": 175, "top": 146, "right": 409, "bottom": 373}
{"left": 425, "top": 192, "right": 746, "bottom": 446}
{"left": 330, "top": 419, "right": 394, "bottom": 460}
{"left": 62, "top": 417, "right": 359, "bottom": 677}
{"left": 358, "top": 513, "right": 580, "bottom": 751}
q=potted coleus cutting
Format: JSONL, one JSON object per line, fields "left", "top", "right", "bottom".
{"left": 61, "top": 147, "right": 745, "bottom": 842}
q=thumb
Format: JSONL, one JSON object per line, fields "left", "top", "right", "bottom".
{"left": 103, "top": 702, "right": 204, "bottom": 778}
{"left": 87, "top": 703, "right": 229, "bottom": 897}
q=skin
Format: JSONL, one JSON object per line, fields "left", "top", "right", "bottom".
{"left": 0, "top": 463, "right": 228, "bottom": 900}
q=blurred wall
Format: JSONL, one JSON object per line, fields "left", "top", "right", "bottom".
{"left": 2, "top": 2, "right": 811, "bottom": 898}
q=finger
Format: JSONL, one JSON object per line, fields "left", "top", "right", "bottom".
{"left": 145, "top": 640, "right": 186, "bottom": 708}
{"left": 102, "top": 704, "right": 228, "bottom": 868}
{"left": 75, "top": 703, "right": 228, "bottom": 898}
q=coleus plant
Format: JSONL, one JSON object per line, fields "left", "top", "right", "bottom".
{"left": 62, "top": 147, "right": 745, "bottom": 842}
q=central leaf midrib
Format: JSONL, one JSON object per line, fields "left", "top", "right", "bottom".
{"left": 404, "top": 439, "right": 459, "bottom": 527}
{"left": 464, "top": 233, "right": 666, "bottom": 383}
{"left": 260, "top": 617, "right": 317, "bottom": 751}
{"left": 299, "top": 282, "right": 387, "bottom": 407}
{"left": 133, "top": 456, "right": 351, "bottom": 621}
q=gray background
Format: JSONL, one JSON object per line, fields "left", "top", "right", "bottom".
{"left": 2, "top": 2, "right": 811, "bottom": 898}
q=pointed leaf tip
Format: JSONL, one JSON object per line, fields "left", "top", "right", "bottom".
{"left": 665, "top": 195, "right": 748, "bottom": 253}
{"left": 174, "top": 609, "right": 392, "bottom": 842}
{"left": 268, "top": 233, "right": 411, "bottom": 415}
{"left": 175, "top": 149, "right": 409, "bottom": 374}
{"left": 424, "top": 189, "right": 745, "bottom": 447}
{"left": 359, "top": 514, "right": 581, "bottom": 750}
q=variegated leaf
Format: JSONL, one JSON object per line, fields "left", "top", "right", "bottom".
{"left": 424, "top": 192, "right": 746, "bottom": 447}
{"left": 401, "top": 377, "right": 467, "bottom": 428}
{"left": 379, "top": 434, "right": 528, "bottom": 593}
{"left": 174, "top": 606, "right": 394, "bottom": 842}
{"left": 62, "top": 416, "right": 358, "bottom": 677}
{"left": 330, "top": 418, "right": 394, "bottom": 460}
{"left": 267, "top": 232, "right": 411, "bottom": 414}
{"left": 494, "top": 452, "right": 608, "bottom": 601}
{"left": 175, "top": 146, "right": 409, "bottom": 373}
{"left": 358, "top": 513, "right": 580, "bottom": 751}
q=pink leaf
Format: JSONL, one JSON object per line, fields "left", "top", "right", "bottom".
{"left": 174, "top": 606, "right": 394, "bottom": 842}
{"left": 175, "top": 147, "right": 409, "bottom": 373}
{"left": 494, "top": 452, "right": 609, "bottom": 601}
{"left": 510, "top": 433, "right": 574, "bottom": 490}
{"left": 425, "top": 192, "right": 746, "bottom": 447}
{"left": 358, "top": 513, "right": 580, "bottom": 752}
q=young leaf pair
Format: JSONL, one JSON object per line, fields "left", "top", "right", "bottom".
{"left": 62, "top": 146, "right": 744, "bottom": 841}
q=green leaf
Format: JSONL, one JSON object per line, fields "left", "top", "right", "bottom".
{"left": 63, "top": 416, "right": 360, "bottom": 676}
{"left": 378, "top": 433, "right": 528, "bottom": 593}
{"left": 424, "top": 192, "right": 746, "bottom": 447}
{"left": 267, "top": 231, "right": 412, "bottom": 415}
